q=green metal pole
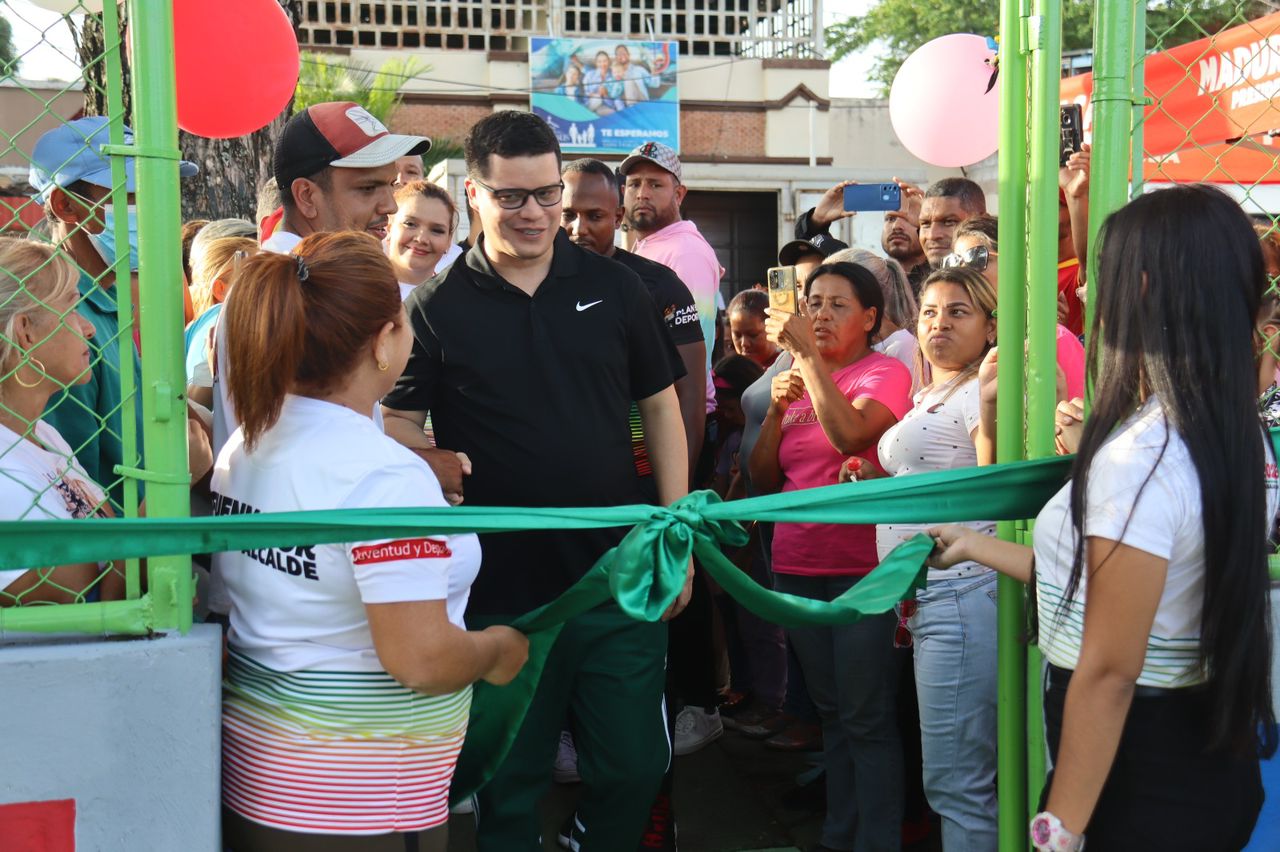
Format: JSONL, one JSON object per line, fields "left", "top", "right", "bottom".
{"left": 100, "top": 0, "right": 142, "bottom": 601}
{"left": 1129, "top": 1, "right": 1148, "bottom": 202}
{"left": 0, "top": 598, "right": 154, "bottom": 636}
{"left": 125, "top": 0, "right": 192, "bottom": 633}
{"left": 997, "top": 0, "right": 1030, "bottom": 845}
{"left": 1088, "top": 0, "right": 1137, "bottom": 284}
{"left": 1025, "top": 0, "right": 1063, "bottom": 819}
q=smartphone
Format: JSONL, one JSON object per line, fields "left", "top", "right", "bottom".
{"left": 843, "top": 183, "right": 902, "bottom": 212}
{"left": 1060, "top": 104, "right": 1084, "bottom": 167}
{"left": 766, "top": 265, "right": 799, "bottom": 315}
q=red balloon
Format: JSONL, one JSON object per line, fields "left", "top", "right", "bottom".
{"left": 174, "top": 0, "right": 299, "bottom": 139}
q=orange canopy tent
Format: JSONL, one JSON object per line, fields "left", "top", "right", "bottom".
{"left": 1061, "top": 11, "right": 1280, "bottom": 184}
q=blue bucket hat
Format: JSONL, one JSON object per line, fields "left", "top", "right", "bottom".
{"left": 29, "top": 116, "right": 198, "bottom": 200}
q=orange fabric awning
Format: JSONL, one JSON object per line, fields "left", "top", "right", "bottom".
{"left": 1061, "top": 11, "right": 1280, "bottom": 184}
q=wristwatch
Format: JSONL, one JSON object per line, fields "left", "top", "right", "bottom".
{"left": 1030, "top": 812, "right": 1085, "bottom": 851}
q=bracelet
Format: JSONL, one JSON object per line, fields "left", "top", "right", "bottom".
{"left": 1030, "top": 811, "right": 1084, "bottom": 852}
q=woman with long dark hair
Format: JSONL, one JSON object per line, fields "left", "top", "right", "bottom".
{"left": 931, "top": 185, "right": 1277, "bottom": 851}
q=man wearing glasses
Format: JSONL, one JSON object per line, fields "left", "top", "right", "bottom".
{"left": 383, "top": 110, "right": 690, "bottom": 852}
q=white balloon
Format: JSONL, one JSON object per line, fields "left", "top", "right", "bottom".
{"left": 27, "top": 0, "right": 106, "bottom": 14}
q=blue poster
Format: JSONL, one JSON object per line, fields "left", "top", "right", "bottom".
{"left": 530, "top": 37, "right": 680, "bottom": 155}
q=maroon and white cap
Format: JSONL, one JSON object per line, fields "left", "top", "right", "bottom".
{"left": 618, "top": 141, "right": 683, "bottom": 183}
{"left": 273, "top": 101, "right": 430, "bottom": 192}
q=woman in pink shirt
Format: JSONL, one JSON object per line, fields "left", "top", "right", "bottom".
{"left": 749, "top": 260, "right": 913, "bottom": 852}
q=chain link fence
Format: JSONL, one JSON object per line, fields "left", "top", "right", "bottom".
{"left": 0, "top": 0, "right": 188, "bottom": 632}
{"left": 1131, "top": 7, "right": 1280, "bottom": 572}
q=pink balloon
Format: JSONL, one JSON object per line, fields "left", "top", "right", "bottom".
{"left": 175, "top": 0, "right": 300, "bottom": 139}
{"left": 889, "top": 34, "right": 999, "bottom": 168}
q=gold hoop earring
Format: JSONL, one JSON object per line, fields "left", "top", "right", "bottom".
{"left": 13, "top": 357, "right": 46, "bottom": 389}
{"left": 377, "top": 360, "right": 389, "bottom": 372}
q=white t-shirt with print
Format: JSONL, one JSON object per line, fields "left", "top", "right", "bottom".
{"left": 211, "top": 395, "right": 480, "bottom": 673}
{"left": 1033, "top": 397, "right": 1280, "bottom": 688}
{"left": 877, "top": 378, "right": 994, "bottom": 579}
{"left": 0, "top": 420, "right": 109, "bottom": 591}
{"left": 873, "top": 328, "right": 921, "bottom": 391}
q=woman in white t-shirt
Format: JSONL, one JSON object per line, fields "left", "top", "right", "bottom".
{"left": 386, "top": 180, "right": 458, "bottom": 301}
{"left": 930, "top": 186, "right": 1278, "bottom": 851}
{"left": 214, "top": 231, "right": 527, "bottom": 852}
{"left": 0, "top": 239, "right": 119, "bottom": 604}
{"left": 844, "top": 265, "right": 998, "bottom": 850}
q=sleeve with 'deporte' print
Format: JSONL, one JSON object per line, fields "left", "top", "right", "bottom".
{"left": 351, "top": 538, "right": 453, "bottom": 565}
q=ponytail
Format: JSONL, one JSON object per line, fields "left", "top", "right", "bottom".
{"left": 223, "top": 252, "right": 308, "bottom": 449}
{"left": 222, "top": 231, "right": 401, "bottom": 449}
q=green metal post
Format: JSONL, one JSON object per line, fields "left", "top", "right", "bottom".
{"left": 0, "top": 598, "right": 154, "bottom": 636}
{"left": 997, "top": 0, "right": 1030, "bottom": 845}
{"left": 1025, "top": 0, "right": 1063, "bottom": 818}
{"left": 1129, "top": 1, "right": 1148, "bottom": 203}
{"left": 100, "top": 0, "right": 142, "bottom": 600}
{"left": 126, "top": 0, "right": 192, "bottom": 633}
{"left": 1087, "top": 0, "right": 1137, "bottom": 283}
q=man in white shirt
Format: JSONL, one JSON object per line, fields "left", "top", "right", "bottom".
{"left": 264, "top": 101, "right": 430, "bottom": 253}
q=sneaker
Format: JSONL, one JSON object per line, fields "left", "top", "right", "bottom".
{"left": 673, "top": 705, "right": 723, "bottom": 756}
{"left": 553, "top": 730, "right": 581, "bottom": 784}
{"left": 556, "top": 813, "right": 580, "bottom": 851}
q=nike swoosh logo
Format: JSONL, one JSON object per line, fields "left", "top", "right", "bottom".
{"left": 576, "top": 300, "right": 604, "bottom": 312}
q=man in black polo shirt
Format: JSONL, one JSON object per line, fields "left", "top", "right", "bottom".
{"left": 561, "top": 157, "right": 706, "bottom": 482}
{"left": 382, "top": 111, "right": 690, "bottom": 852}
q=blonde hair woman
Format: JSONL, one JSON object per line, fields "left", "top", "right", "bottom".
{"left": 0, "top": 238, "right": 117, "bottom": 604}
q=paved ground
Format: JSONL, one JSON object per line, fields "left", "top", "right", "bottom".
{"left": 447, "top": 728, "right": 943, "bottom": 852}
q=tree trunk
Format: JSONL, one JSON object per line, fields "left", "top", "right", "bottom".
{"left": 77, "top": 1, "right": 302, "bottom": 221}
{"left": 72, "top": 7, "right": 132, "bottom": 120}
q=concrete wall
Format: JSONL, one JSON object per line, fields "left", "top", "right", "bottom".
{"left": 0, "top": 626, "right": 222, "bottom": 852}
{"left": 0, "top": 80, "right": 84, "bottom": 173}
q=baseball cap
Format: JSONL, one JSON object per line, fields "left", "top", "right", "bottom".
{"left": 618, "top": 141, "right": 682, "bottom": 183}
{"left": 778, "top": 233, "right": 849, "bottom": 266}
{"left": 273, "top": 102, "right": 431, "bottom": 193}
{"left": 29, "top": 116, "right": 199, "bottom": 201}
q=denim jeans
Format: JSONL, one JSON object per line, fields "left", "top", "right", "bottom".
{"left": 908, "top": 571, "right": 999, "bottom": 852}
{"left": 775, "top": 572, "right": 904, "bottom": 852}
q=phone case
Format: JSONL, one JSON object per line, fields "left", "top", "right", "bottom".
{"left": 843, "top": 183, "right": 902, "bottom": 212}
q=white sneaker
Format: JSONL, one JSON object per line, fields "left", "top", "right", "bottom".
{"left": 553, "top": 730, "right": 581, "bottom": 783}
{"left": 673, "top": 705, "right": 723, "bottom": 756}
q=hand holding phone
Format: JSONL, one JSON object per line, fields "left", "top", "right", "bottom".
{"left": 843, "top": 183, "right": 903, "bottom": 213}
{"left": 766, "top": 265, "right": 799, "bottom": 315}
{"left": 1059, "top": 104, "right": 1083, "bottom": 167}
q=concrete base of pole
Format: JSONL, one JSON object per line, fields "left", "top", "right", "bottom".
{"left": 0, "top": 625, "right": 221, "bottom": 851}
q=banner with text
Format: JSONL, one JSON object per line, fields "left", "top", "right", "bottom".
{"left": 530, "top": 37, "right": 680, "bottom": 154}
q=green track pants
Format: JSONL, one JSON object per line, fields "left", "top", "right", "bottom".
{"left": 473, "top": 604, "right": 670, "bottom": 851}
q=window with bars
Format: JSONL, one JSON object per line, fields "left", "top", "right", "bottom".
{"left": 298, "top": 0, "right": 820, "bottom": 58}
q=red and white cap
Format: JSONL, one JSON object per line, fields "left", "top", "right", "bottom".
{"left": 273, "top": 101, "right": 430, "bottom": 193}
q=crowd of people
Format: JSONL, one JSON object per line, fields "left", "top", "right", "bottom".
{"left": 1, "top": 101, "right": 1277, "bottom": 852}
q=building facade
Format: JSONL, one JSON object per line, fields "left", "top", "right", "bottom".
{"left": 298, "top": 0, "right": 974, "bottom": 296}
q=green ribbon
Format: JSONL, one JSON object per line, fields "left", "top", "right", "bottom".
{"left": 0, "top": 456, "right": 1072, "bottom": 571}
{"left": 0, "top": 455, "right": 1073, "bottom": 801}
{"left": 449, "top": 492, "right": 940, "bottom": 802}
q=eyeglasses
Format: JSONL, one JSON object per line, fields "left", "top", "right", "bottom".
{"left": 941, "top": 244, "right": 995, "bottom": 272}
{"left": 473, "top": 179, "right": 564, "bottom": 210}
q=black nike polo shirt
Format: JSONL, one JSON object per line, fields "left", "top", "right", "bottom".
{"left": 385, "top": 231, "right": 679, "bottom": 616}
